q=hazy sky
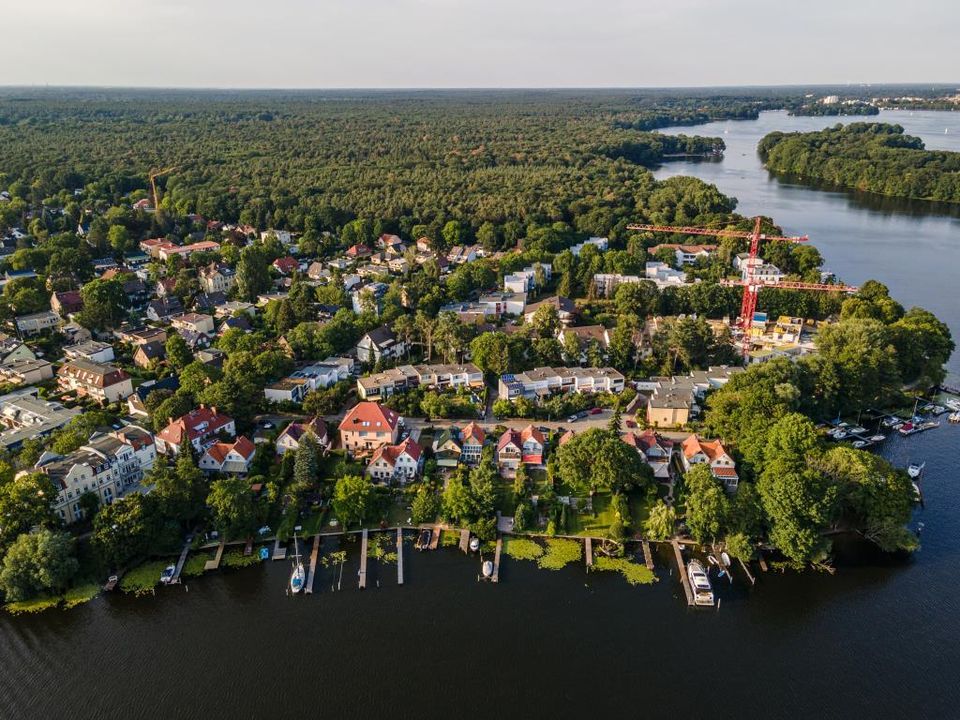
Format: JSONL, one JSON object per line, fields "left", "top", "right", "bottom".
{"left": 3, "top": 0, "right": 957, "bottom": 88}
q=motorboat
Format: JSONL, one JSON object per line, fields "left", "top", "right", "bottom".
{"left": 850, "top": 427, "right": 867, "bottom": 435}
{"left": 159, "top": 565, "right": 176, "bottom": 584}
{"left": 289, "top": 533, "right": 305, "bottom": 594}
{"left": 852, "top": 440, "right": 868, "bottom": 449}
{"left": 469, "top": 536, "right": 481, "bottom": 552}
{"left": 833, "top": 429, "right": 848, "bottom": 440}
{"left": 949, "top": 412, "right": 960, "bottom": 424}
{"left": 912, "top": 482, "right": 923, "bottom": 503}
{"left": 482, "top": 560, "right": 494, "bottom": 578}
{"left": 907, "top": 462, "right": 925, "bottom": 479}
{"left": 687, "top": 559, "right": 714, "bottom": 607}
{"left": 944, "top": 399, "right": 960, "bottom": 412}
{"left": 881, "top": 417, "right": 900, "bottom": 428}
{"left": 868, "top": 434, "right": 886, "bottom": 443}
{"left": 898, "top": 422, "right": 916, "bottom": 436}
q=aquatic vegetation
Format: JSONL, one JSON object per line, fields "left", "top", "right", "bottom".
{"left": 62, "top": 583, "right": 101, "bottom": 608}
{"left": 120, "top": 561, "right": 170, "bottom": 595}
{"left": 182, "top": 554, "right": 211, "bottom": 577}
{"left": 503, "top": 537, "right": 544, "bottom": 561}
{"left": 538, "top": 538, "right": 582, "bottom": 570}
{"left": 593, "top": 556, "right": 657, "bottom": 585}
{"left": 221, "top": 550, "right": 262, "bottom": 569}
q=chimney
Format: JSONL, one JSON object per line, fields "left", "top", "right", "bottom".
{"left": 210, "top": 406, "right": 217, "bottom": 414}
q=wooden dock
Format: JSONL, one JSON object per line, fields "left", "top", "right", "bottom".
{"left": 459, "top": 529, "right": 470, "bottom": 553}
{"left": 757, "top": 548, "right": 769, "bottom": 572}
{"left": 585, "top": 537, "right": 593, "bottom": 567}
{"left": 739, "top": 556, "right": 756, "bottom": 586}
{"left": 358, "top": 528, "right": 368, "bottom": 589}
{"left": 204, "top": 541, "right": 225, "bottom": 571}
{"left": 396, "top": 528, "right": 404, "bottom": 585}
{"left": 671, "top": 539, "right": 694, "bottom": 606}
{"left": 428, "top": 526, "right": 440, "bottom": 550}
{"left": 642, "top": 540, "right": 655, "bottom": 570}
{"left": 491, "top": 537, "right": 502, "bottom": 583}
{"left": 272, "top": 537, "right": 287, "bottom": 561}
{"left": 305, "top": 534, "right": 321, "bottom": 594}
{"left": 170, "top": 539, "right": 192, "bottom": 584}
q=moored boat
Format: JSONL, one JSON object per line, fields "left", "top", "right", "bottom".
{"left": 469, "top": 536, "right": 481, "bottom": 552}
{"left": 869, "top": 434, "right": 886, "bottom": 442}
{"left": 907, "top": 462, "right": 925, "bottom": 479}
{"left": 687, "top": 559, "right": 714, "bottom": 607}
{"left": 289, "top": 533, "right": 305, "bottom": 594}
{"left": 482, "top": 560, "right": 494, "bottom": 578}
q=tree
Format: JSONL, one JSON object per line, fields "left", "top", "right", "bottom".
{"left": 76, "top": 277, "right": 129, "bottom": 330}
{"left": 107, "top": 224, "right": 131, "bottom": 255}
{"left": 0, "top": 473, "right": 58, "bottom": 552}
{"left": 683, "top": 464, "right": 730, "bottom": 543}
{"left": 441, "top": 220, "right": 462, "bottom": 249}
{"left": 530, "top": 303, "right": 560, "bottom": 338}
{"left": 469, "top": 332, "right": 512, "bottom": 375}
{"left": 555, "top": 428, "right": 651, "bottom": 494}
{"left": 165, "top": 333, "right": 193, "bottom": 370}
{"left": 236, "top": 243, "right": 272, "bottom": 301}
{"left": 614, "top": 280, "right": 659, "bottom": 318}
{"left": 411, "top": 485, "right": 440, "bottom": 524}
{"left": 92, "top": 494, "right": 161, "bottom": 569}
{"left": 332, "top": 474, "right": 372, "bottom": 529}
{"left": 442, "top": 469, "right": 472, "bottom": 524}
{"left": 468, "top": 451, "right": 499, "bottom": 520}
{"left": 644, "top": 500, "right": 676, "bottom": 540}
{"left": 178, "top": 361, "right": 220, "bottom": 396}
{"left": 0, "top": 530, "right": 79, "bottom": 602}
{"left": 291, "top": 435, "right": 319, "bottom": 493}
{"left": 724, "top": 531, "right": 754, "bottom": 560}
{"left": 79, "top": 491, "right": 100, "bottom": 520}
{"left": 207, "top": 476, "right": 257, "bottom": 537}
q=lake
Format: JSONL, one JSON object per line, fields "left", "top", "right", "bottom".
{"left": 2, "top": 110, "right": 960, "bottom": 720}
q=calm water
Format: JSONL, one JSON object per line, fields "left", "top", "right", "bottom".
{"left": 3, "top": 110, "right": 960, "bottom": 720}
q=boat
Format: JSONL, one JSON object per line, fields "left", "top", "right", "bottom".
{"left": 482, "top": 560, "right": 494, "bottom": 578}
{"left": 416, "top": 528, "right": 431, "bottom": 550}
{"left": 920, "top": 420, "right": 940, "bottom": 431}
{"left": 833, "top": 429, "right": 848, "bottom": 440}
{"left": 898, "top": 422, "right": 916, "bottom": 436}
{"left": 720, "top": 551, "right": 731, "bottom": 568}
{"left": 687, "top": 559, "right": 714, "bottom": 607}
{"left": 907, "top": 462, "right": 925, "bottom": 479}
{"left": 850, "top": 426, "right": 867, "bottom": 435}
{"left": 103, "top": 575, "right": 119, "bottom": 592}
{"left": 469, "top": 536, "right": 481, "bottom": 552}
{"left": 881, "top": 417, "right": 900, "bottom": 428}
{"left": 852, "top": 440, "right": 868, "bottom": 449}
{"left": 289, "top": 533, "right": 305, "bottom": 594}
{"left": 944, "top": 399, "right": 960, "bottom": 412}
{"left": 869, "top": 434, "right": 886, "bottom": 443}
{"left": 912, "top": 482, "right": 923, "bottom": 503}
{"left": 949, "top": 412, "right": 960, "bottom": 424}
{"left": 159, "top": 565, "right": 176, "bottom": 585}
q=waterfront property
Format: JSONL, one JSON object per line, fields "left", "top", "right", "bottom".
{"left": 198, "top": 436, "right": 257, "bottom": 475}
{"left": 496, "top": 425, "right": 545, "bottom": 474}
{"left": 680, "top": 435, "right": 739, "bottom": 491}
{"left": 622, "top": 429, "right": 675, "bottom": 480}
{"left": 498, "top": 366, "right": 625, "bottom": 401}
{"left": 431, "top": 421, "right": 486, "bottom": 468}
{"left": 366, "top": 437, "right": 423, "bottom": 483}
{"left": 650, "top": 243, "right": 717, "bottom": 266}
{"left": 339, "top": 401, "right": 402, "bottom": 453}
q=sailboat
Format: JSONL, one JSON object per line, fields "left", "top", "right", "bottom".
{"left": 289, "top": 532, "right": 305, "bottom": 594}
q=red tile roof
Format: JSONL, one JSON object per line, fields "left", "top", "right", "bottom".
{"left": 157, "top": 406, "right": 233, "bottom": 447}
{"left": 339, "top": 402, "right": 400, "bottom": 432}
{"left": 369, "top": 437, "right": 422, "bottom": 468}
{"left": 461, "top": 421, "right": 485, "bottom": 445}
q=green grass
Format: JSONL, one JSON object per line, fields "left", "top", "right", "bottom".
{"left": 440, "top": 530, "right": 460, "bottom": 547}
{"left": 593, "top": 556, "right": 657, "bottom": 585}
{"left": 181, "top": 553, "right": 211, "bottom": 577}
{"left": 503, "top": 537, "right": 543, "bottom": 561}
{"left": 221, "top": 549, "right": 263, "bottom": 568}
{"left": 538, "top": 538, "right": 582, "bottom": 570}
{"left": 5, "top": 594, "right": 62, "bottom": 614}
{"left": 63, "top": 583, "right": 101, "bottom": 608}
{"left": 120, "top": 560, "right": 170, "bottom": 595}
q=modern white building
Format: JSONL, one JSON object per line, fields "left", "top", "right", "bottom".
{"left": 498, "top": 366, "right": 625, "bottom": 400}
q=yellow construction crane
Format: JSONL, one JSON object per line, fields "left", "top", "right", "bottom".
{"left": 147, "top": 166, "right": 179, "bottom": 210}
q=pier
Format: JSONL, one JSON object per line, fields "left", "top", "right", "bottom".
{"left": 492, "top": 537, "right": 502, "bottom": 583}
{"left": 396, "top": 528, "right": 404, "bottom": 585}
{"left": 204, "top": 541, "right": 225, "bottom": 571}
{"left": 642, "top": 540, "right": 655, "bottom": 570}
{"left": 672, "top": 539, "right": 694, "bottom": 606}
{"left": 305, "top": 534, "right": 321, "bottom": 594}
{"left": 585, "top": 537, "right": 593, "bottom": 567}
{"left": 459, "top": 529, "right": 470, "bottom": 553}
{"left": 272, "top": 537, "right": 287, "bottom": 561}
{"left": 169, "top": 539, "right": 191, "bottom": 584}
{"left": 739, "top": 557, "right": 756, "bottom": 586}
{"left": 757, "top": 548, "right": 769, "bottom": 572}
{"left": 428, "top": 526, "right": 441, "bottom": 550}
{"left": 358, "top": 528, "right": 368, "bottom": 589}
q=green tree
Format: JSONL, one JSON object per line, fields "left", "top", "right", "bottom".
{"left": 332, "top": 474, "right": 372, "bottom": 529}
{"left": 165, "top": 333, "right": 193, "bottom": 370}
{"left": 411, "top": 485, "right": 440, "bottom": 524}
{"left": 683, "top": 464, "right": 730, "bottom": 543}
{"left": 442, "top": 469, "right": 472, "bottom": 524}
{"left": 207, "top": 475, "right": 257, "bottom": 537}
{"left": 236, "top": 243, "right": 272, "bottom": 301}
{"left": 555, "top": 428, "right": 652, "bottom": 494}
{"left": 0, "top": 473, "right": 58, "bottom": 552}
{"left": 0, "top": 529, "right": 79, "bottom": 602}
{"left": 644, "top": 500, "right": 676, "bottom": 540}
{"left": 76, "top": 277, "right": 129, "bottom": 330}
{"left": 469, "top": 332, "right": 512, "bottom": 375}
{"left": 107, "top": 224, "right": 132, "bottom": 255}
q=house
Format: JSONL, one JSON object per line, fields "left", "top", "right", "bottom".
{"left": 199, "top": 436, "right": 257, "bottom": 475}
{"left": 195, "top": 348, "right": 225, "bottom": 369}
{"left": 432, "top": 428, "right": 463, "bottom": 468}
{"left": 155, "top": 405, "right": 236, "bottom": 456}
{"left": 287, "top": 357, "right": 353, "bottom": 390}
{"left": 64, "top": 340, "right": 115, "bottom": 364}
{"left": 114, "top": 325, "right": 168, "bottom": 346}
{"left": 36, "top": 425, "right": 156, "bottom": 523}
{"left": 519, "top": 425, "right": 545, "bottom": 465}
{"left": 171, "top": 312, "right": 215, "bottom": 336}
{"left": 366, "top": 438, "right": 423, "bottom": 484}
{"left": 351, "top": 281, "right": 388, "bottom": 315}
{"left": 346, "top": 244, "right": 372, "bottom": 259}
{"left": 356, "top": 325, "right": 406, "bottom": 364}
{"left": 460, "top": 421, "right": 485, "bottom": 465}
{"left": 157, "top": 240, "right": 220, "bottom": 262}
{"left": 498, "top": 366, "right": 625, "bottom": 401}
{"left": 592, "top": 273, "right": 643, "bottom": 298}
{"left": 133, "top": 340, "right": 166, "bottom": 369}
{"left": 51, "top": 290, "right": 83, "bottom": 316}
{"left": 146, "top": 297, "right": 184, "bottom": 322}
{"left": 338, "top": 402, "right": 401, "bottom": 453}
{"left": 650, "top": 244, "right": 717, "bottom": 266}
{"left": 478, "top": 292, "right": 526, "bottom": 317}
{"left": 57, "top": 360, "right": 133, "bottom": 403}
{"left": 214, "top": 301, "right": 256, "bottom": 318}
{"left": 356, "top": 363, "right": 483, "bottom": 401}
{"left": 524, "top": 296, "right": 578, "bottom": 326}
{"left": 681, "top": 435, "right": 739, "bottom": 491}
{"left": 503, "top": 262, "right": 552, "bottom": 294}
{"left": 641, "top": 366, "right": 743, "bottom": 428}
{"left": 276, "top": 416, "right": 329, "bottom": 455}
{"left": 15, "top": 311, "right": 61, "bottom": 336}
{"left": 0, "top": 357, "right": 53, "bottom": 386}
{"left": 496, "top": 429, "right": 523, "bottom": 474}
{"left": 126, "top": 376, "right": 180, "bottom": 418}
{"left": 217, "top": 315, "right": 252, "bottom": 335}
{"left": 261, "top": 229, "right": 294, "bottom": 245}
{"left": 272, "top": 256, "right": 299, "bottom": 275}
{"left": 177, "top": 329, "right": 211, "bottom": 351}
{"left": 446, "top": 245, "right": 479, "bottom": 265}
{"left": 198, "top": 263, "right": 236, "bottom": 294}
{"left": 0, "top": 389, "right": 81, "bottom": 450}
{"left": 61, "top": 322, "right": 92, "bottom": 345}
{"left": 192, "top": 291, "right": 228, "bottom": 314}
{"left": 622, "top": 429, "right": 674, "bottom": 480}
{"left": 570, "top": 236, "right": 609, "bottom": 256}
{"left": 645, "top": 262, "right": 690, "bottom": 289}
{"left": 0, "top": 335, "right": 36, "bottom": 365}
{"left": 263, "top": 377, "right": 309, "bottom": 404}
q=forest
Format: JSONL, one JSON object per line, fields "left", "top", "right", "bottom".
{"left": 758, "top": 122, "right": 960, "bottom": 204}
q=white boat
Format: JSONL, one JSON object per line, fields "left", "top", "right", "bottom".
{"left": 850, "top": 426, "right": 867, "bottom": 435}
{"left": 944, "top": 399, "right": 960, "bottom": 412}
{"left": 289, "top": 533, "right": 305, "bottom": 594}
{"left": 869, "top": 434, "right": 886, "bottom": 443}
{"left": 912, "top": 481, "right": 923, "bottom": 503}
{"left": 469, "top": 536, "right": 481, "bottom": 552}
{"left": 852, "top": 440, "right": 867, "bottom": 449}
{"left": 482, "top": 560, "right": 494, "bottom": 578}
{"left": 907, "top": 462, "right": 925, "bottom": 479}
{"left": 881, "top": 417, "right": 901, "bottom": 428}
{"left": 687, "top": 559, "right": 714, "bottom": 607}
{"left": 833, "top": 429, "right": 848, "bottom": 440}
{"left": 949, "top": 412, "right": 960, "bottom": 424}
{"left": 159, "top": 565, "right": 176, "bottom": 584}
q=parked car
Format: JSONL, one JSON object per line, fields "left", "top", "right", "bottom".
{"left": 567, "top": 415, "right": 579, "bottom": 423}
{"left": 589, "top": 408, "right": 602, "bottom": 415}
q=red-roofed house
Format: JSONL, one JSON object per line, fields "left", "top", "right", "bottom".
{"left": 346, "top": 244, "right": 372, "bottom": 259}
{"left": 460, "top": 421, "right": 486, "bottom": 465}
{"left": 199, "top": 436, "right": 256, "bottom": 474}
{"left": 276, "top": 417, "right": 329, "bottom": 455}
{"left": 272, "top": 256, "right": 299, "bottom": 275}
{"left": 338, "top": 401, "right": 401, "bottom": 453}
{"left": 51, "top": 290, "right": 83, "bottom": 316}
{"left": 623, "top": 429, "right": 675, "bottom": 480}
{"left": 681, "top": 435, "right": 738, "bottom": 491}
{"left": 366, "top": 438, "right": 422, "bottom": 483}
{"left": 497, "top": 424, "right": 545, "bottom": 474}
{"left": 520, "top": 425, "right": 545, "bottom": 465}
{"left": 155, "top": 405, "right": 236, "bottom": 456}
{"left": 558, "top": 429, "right": 577, "bottom": 446}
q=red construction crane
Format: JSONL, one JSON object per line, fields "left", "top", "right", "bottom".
{"left": 626, "top": 216, "right": 858, "bottom": 355}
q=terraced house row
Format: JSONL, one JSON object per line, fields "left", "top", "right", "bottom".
{"left": 357, "top": 363, "right": 484, "bottom": 400}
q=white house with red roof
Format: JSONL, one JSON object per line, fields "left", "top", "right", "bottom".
{"left": 681, "top": 435, "right": 738, "bottom": 491}
{"left": 155, "top": 405, "right": 236, "bottom": 456}
{"left": 199, "top": 436, "right": 256, "bottom": 474}
{"left": 460, "top": 422, "right": 486, "bottom": 465}
{"left": 338, "top": 401, "right": 401, "bottom": 453}
{"left": 366, "top": 438, "right": 422, "bottom": 483}
{"left": 622, "top": 429, "right": 675, "bottom": 480}
{"left": 496, "top": 424, "right": 545, "bottom": 475}
{"left": 272, "top": 256, "right": 299, "bottom": 275}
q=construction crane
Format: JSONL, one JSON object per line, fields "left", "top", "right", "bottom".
{"left": 626, "top": 216, "right": 859, "bottom": 355}
{"left": 147, "top": 166, "right": 179, "bottom": 211}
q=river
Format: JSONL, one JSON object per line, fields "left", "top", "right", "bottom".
{"left": 2, "top": 110, "right": 960, "bottom": 720}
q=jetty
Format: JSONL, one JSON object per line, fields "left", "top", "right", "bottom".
{"left": 491, "top": 537, "right": 502, "bottom": 583}
{"left": 459, "top": 529, "right": 470, "bottom": 553}
{"left": 671, "top": 539, "right": 694, "bottom": 606}
{"left": 272, "top": 537, "right": 287, "bottom": 561}
{"left": 396, "top": 528, "right": 404, "bottom": 585}
{"left": 169, "top": 539, "right": 192, "bottom": 584}
{"left": 428, "top": 526, "right": 441, "bottom": 550}
{"left": 757, "top": 548, "right": 769, "bottom": 572}
{"left": 305, "top": 534, "right": 321, "bottom": 594}
{"left": 642, "top": 540, "right": 655, "bottom": 570}
{"left": 739, "top": 557, "right": 756, "bottom": 586}
{"left": 204, "top": 541, "right": 225, "bottom": 571}
{"left": 585, "top": 537, "right": 594, "bottom": 567}
{"left": 358, "top": 528, "right": 368, "bottom": 589}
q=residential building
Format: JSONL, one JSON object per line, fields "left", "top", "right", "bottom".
{"left": 57, "top": 360, "right": 133, "bottom": 403}
{"left": 356, "top": 325, "right": 406, "bottom": 364}
{"left": 214, "top": 301, "right": 256, "bottom": 318}
{"left": 439, "top": 301, "right": 498, "bottom": 324}
{"left": 276, "top": 417, "right": 329, "bottom": 455}
{"left": 524, "top": 296, "right": 578, "bottom": 326}
{"left": 51, "top": 290, "right": 83, "bottom": 316}
{"left": 261, "top": 229, "right": 294, "bottom": 245}
{"left": 133, "top": 341, "right": 166, "bottom": 369}
{"left": 460, "top": 421, "right": 486, "bottom": 465}
{"left": 0, "top": 335, "right": 36, "bottom": 365}
{"left": 622, "top": 430, "right": 675, "bottom": 480}
{"left": 171, "top": 312, "right": 216, "bottom": 336}
{"left": 498, "top": 366, "right": 625, "bottom": 401}
{"left": 357, "top": 363, "right": 483, "bottom": 401}
{"left": 338, "top": 402, "right": 401, "bottom": 453}
{"left": 570, "top": 236, "right": 609, "bottom": 256}
{"left": 0, "top": 358, "right": 54, "bottom": 386}
{"left": 645, "top": 262, "right": 690, "bottom": 289}
{"left": 127, "top": 376, "right": 180, "bottom": 418}
{"left": 432, "top": 428, "right": 463, "bottom": 468}
{"left": 264, "top": 377, "right": 309, "bottom": 404}
{"left": 114, "top": 326, "right": 167, "bottom": 346}
{"left": 496, "top": 425, "right": 545, "bottom": 474}
{"left": 0, "top": 389, "right": 81, "bottom": 450}
{"left": 156, "top": 240, "right": 220, "bottom": 261}
{"left": 366, "top": 438, "right": 423, "bottom": 483}
{"left": 146, "top": 296, "right": 184, "bottom": 322}
{"left": 15, "top": 311, "right": 61, "bottom": 336}
{"left": 199, "top": 436, "right": 257, "bottom": 475}
{"left": 650, "top": 243, "right": 717, "bottom": 266}
{"left": 640, "top": 366, "right": 743, "bottom": 428}
{"left": 155, "top": 405, "right": 236, "bottom": 455}
{"left": 64, "top": 340, "right": 115, "bottom": 364}
{"left": 478, "top": 292, "right": 526, "bottom": 317}
{"left": 272, "top": 256, "right": 299, "bottom": 275}
{"left": 592, "top": 273, "right": 643, "bottom": 298}
{"left": 681, "top": 435, "right": 739, "bottom": 491}
{"left": 351, "top": 281, "right": 388, "bottom": 315}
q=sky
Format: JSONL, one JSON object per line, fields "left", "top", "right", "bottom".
{"left": 3, "top": 0, "right": 958, "bottom": 88}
